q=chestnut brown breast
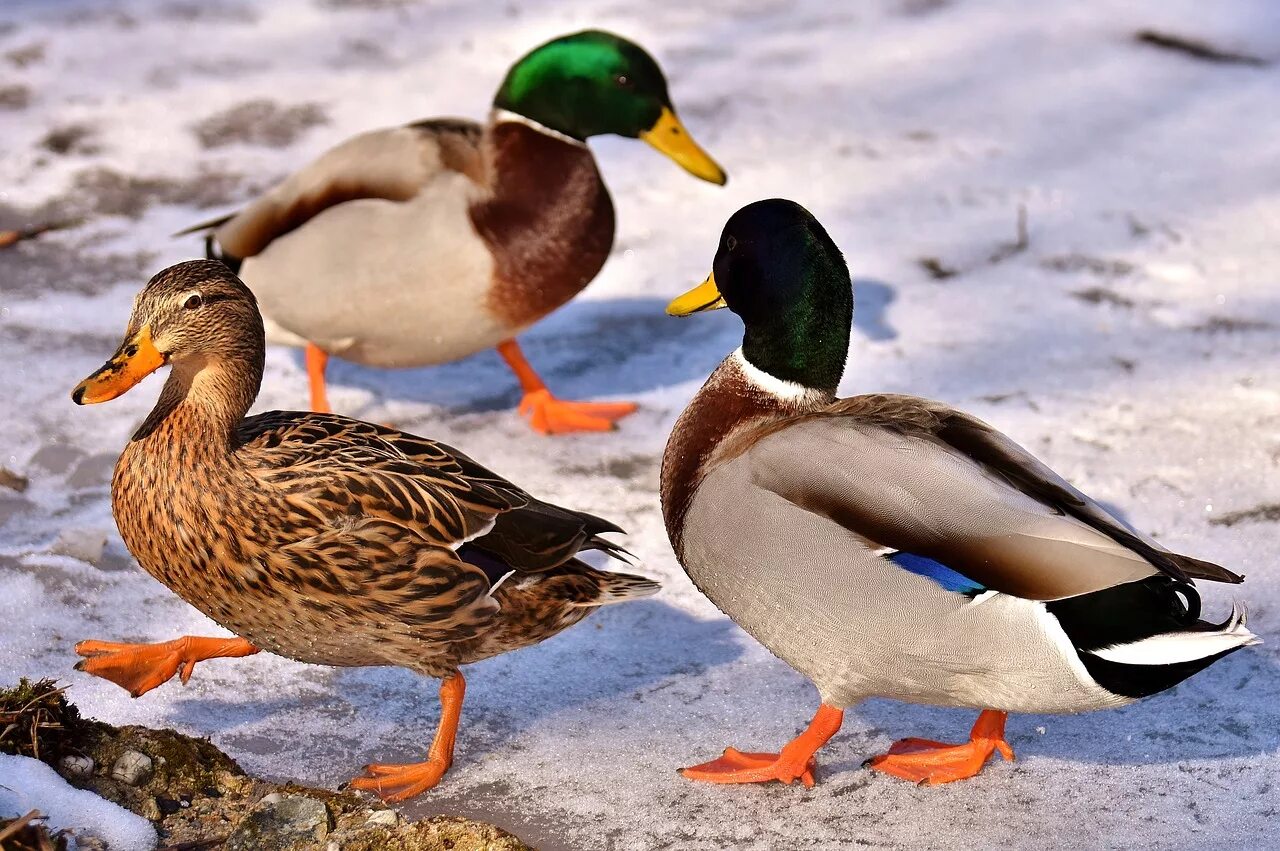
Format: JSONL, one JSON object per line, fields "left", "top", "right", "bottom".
{"left": 470, "top": 122, "right": 616, "bottom": 327}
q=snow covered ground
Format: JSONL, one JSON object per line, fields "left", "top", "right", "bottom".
{"left": 3, "top": 0, "right": 1280, "bottom": 848}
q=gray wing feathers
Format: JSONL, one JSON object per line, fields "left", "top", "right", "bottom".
{"left": 744, "top": 414, "right": 1163, "bottom": 601}
{"left": 932, "top": 408, "right": 1242, "bottom": 584}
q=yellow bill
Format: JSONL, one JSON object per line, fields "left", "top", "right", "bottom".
{"left": 640, "top": 107, "right": 727, "bottom": 186}
{"left": 667, "top": 272, "right": 726, "bottom": 316}
{"left": 72, "top": 326, "right": 167, "bottom": 405}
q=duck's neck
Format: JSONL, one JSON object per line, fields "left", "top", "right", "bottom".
{"left": 132, "top": 348, "right": 263, "bottom": 451}
{"left": 471, "top": 112, "right": 615, "bottom": 326}
{"left": 660, "top": 349, "right": 833, "bottom": 553}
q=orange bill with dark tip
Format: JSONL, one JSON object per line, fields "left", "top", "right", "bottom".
{"left": 71, "top": 326, "right": 167, "bottom": 405}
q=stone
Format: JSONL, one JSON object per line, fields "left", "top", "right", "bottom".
{"left": 225, "top": 793, "right": 332, "bottom": 851}
{"left": 364, "top": 809, "right": 397, "bottom": 827}
{"left": 111, "top": 749, "right": 154, "bottom": 786}
{"left": 59, "top": 753, "right": 94, "bottom": 780}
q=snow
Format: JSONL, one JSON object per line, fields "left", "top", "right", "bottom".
{"left": 0, "top": 754, "right": 157, "bottom": 851}
{"left": 2, "top": 0, "right": 1280, "bottom": 849}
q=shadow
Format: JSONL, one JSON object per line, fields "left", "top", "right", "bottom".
{"left": 287, "top": 283, "right": 900, "bottom": 413}
{"left": 851, "top": 277, "right": 899, "bottom": 342}
{"left": 164, "top": 597, "right": 742, "bottom": 771}
{"left": 850, "top": 643, "right": 1280, "bottom": 768}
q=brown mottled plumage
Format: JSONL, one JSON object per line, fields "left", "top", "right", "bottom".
{"left": 71, "top": 260, "right": 658, "bottom": 799}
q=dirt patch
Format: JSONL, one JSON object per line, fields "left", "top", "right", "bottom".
{"left": 4, "top": 42, "right": 45, "bottom": 68}
{"left": 1071, "top": 287, "right": 1136, "bottom": 308}
{"left": 0, "top": 84, "right": 31, "bottom": 110}
{"left": 1, "top": 679, "right": 533, "bottom": 850}
{"left": 1209, "top": 503, "right": 1280, "bottom": 527}
{"left": 40, "top": 124, "right": 101, "bottom": 156}
{"left": 192, "top": 99, "right": 329, "bottom": 150}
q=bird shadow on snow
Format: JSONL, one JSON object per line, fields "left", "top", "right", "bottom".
{"left": 850, "top": 645, "right": 1280, "bottom": 771}
{"left": 162, "top": 598, "right": 743, "bottom": 771}
{"left": 287, "top": 282, "right": 898, "bottom": 414}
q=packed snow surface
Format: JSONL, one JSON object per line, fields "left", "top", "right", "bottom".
{"left": 2, "top": 1, "right": 1279, "bottom": 849}
{"left": 0, "top": 754, "right": 157, "bottom": 851}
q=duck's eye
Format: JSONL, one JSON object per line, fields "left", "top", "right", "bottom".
{"left": 615, "top": 74, "right": 632, "bottom": 88}
{"left": 184, "top": 294, "right": 203, "bottom": 310}
{"left": 725, "top": 235, "right": 737, "bottom": 251}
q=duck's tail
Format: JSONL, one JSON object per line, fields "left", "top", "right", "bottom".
{"left": 569, "top": 567, "right": 661, "bottom": 607}
{"left": 1048, "top": 576, "right": 1259, "bottom": 700}
{"left": 1088, "top": 603, "right": 1259, "bottom": 667}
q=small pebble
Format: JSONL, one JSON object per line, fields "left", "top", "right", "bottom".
{"left": 365, "top": 809, "right": 397, "bottom": 827}
{"left": 111, "top": 750, "right": 154, "bottom": 786}
{"left": 59, "top": 753, "right": 94, "bottom": 780}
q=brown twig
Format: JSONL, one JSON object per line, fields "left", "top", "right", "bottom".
{"left": 0, "top": 218, "right": 83, "bottom": 249}
{"left": 0, "top": 811, "right": 42, "bottom": 844}
{"left": 1135, "top": 30, "right": 1267, "bottom": 67}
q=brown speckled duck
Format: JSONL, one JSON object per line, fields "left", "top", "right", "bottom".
{"left": 70, "top": 259, "right": 659, "bottom": 800}
{"left": 180, "top": 30, "right": 726, "bottom": 434}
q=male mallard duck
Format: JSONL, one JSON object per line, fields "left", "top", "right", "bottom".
{"left": 660, "top": 199, "right": 1257, "bottom": 787}
{"left": 70, "top": 260, "right": 659, "bottom": 800}
{"left": 180, "top": 30, "right": 726, "bottom": 435}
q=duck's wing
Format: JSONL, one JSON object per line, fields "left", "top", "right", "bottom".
{"left": 238, "top": 412, "right": 626, "bottom": 575}
{"left": 181, "top": 119, "right": 484, "bottom": 260}
{"left": 731, "top": 394, "right": 1240, "bottom": 602}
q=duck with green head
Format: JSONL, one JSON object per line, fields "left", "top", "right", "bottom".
{"left": 181, "top": 30, "right": 725, "bottom": 433}
{"left": 661, "top": 198, "right": 1256, "bottom": 787}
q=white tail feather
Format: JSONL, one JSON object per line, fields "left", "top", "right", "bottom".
{"left": 1091, "top": 604, "right": 1261, "bottom": 666}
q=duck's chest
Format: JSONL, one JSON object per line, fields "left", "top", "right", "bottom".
{"left": 111, "top": 441, "right": 263, "bottom": 611}
{"left": 470, "top": 122, "right": 615, "bottom": 327}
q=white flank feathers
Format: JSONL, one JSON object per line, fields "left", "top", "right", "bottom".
{"left": 1091, "top": 604, "right": 1262, "bottom": 666}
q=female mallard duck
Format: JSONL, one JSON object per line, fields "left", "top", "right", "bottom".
{"left": 661, "top": 199, "right": 1257, "bottom": 787}
{"left": 70, "top": 260, "right": 659, "bottom": 800}
{"left": 180, "top": 30, "right": 726, "bottom": 435}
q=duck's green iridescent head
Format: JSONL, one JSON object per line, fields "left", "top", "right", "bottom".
{"left": 667, "top": 199, "right": 852, "bottom": 393}
{"left": 493, "top": 30, "right": 726, "bottom": 185}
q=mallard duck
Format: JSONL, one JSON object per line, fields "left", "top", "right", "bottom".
{"left": 660, "top": 198, "right": 1258, "bottom": 787}
{"left": 179, "top": 29, "right": 726, "bottom": 435}
{"left": 69, "top": 259, "right": 659, "bottom": 800}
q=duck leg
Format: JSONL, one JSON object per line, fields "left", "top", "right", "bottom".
{"left": 680, "top": 704, "right": 844, "bottom": 788}
{"left": 866, "top": 709, "right": 1014, "bottom": 785}
{"left": 74, "top": 636, "right": 260, "bottom": 698}
{"left": 305, "top": 343, "right": 332, "bottom": 413}
{"left": 350, "top": 672, "right": 466, "bottom": 801}
{"left": 496, "top": 339, "right": 637, "bottom": 435}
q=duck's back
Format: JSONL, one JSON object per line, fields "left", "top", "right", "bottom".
{"left": 216, "top": 118, "right": 616, "bottom": 368}
{"left": 226, "top": 122, "right": 503, "bottom": 366}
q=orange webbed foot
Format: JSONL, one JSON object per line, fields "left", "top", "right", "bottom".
{"left": 866, "top": 709, "right": 1014, "bottom": 785}
{"left": 517, "top": 388, "right": 638, "bottom": 435}
{"left": 680, "top": 704, "right": 843, "bottom": 789}
{"left": 74, "top": 636, "right": 259, "bottom": 698}
{"left": 680, "top": 747, "right": 818, "bottom": 788}
{"left": 349, "top": 758, "right": 451, "bottom": 802}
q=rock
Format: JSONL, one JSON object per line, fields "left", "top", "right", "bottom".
{"left": 59, "top": 753, "right": 94, "bottom": 780}
{"left": 225, "top": 793, "right": 332, "bottom": 851}
{"left": 364, "top": 809, "right": 397, "bottom": 827}
{"left": 111, "top": 750, "right": 154, "bottom": 786}
{"left": 49, "top": 527, "right": 109, "bottom": 565}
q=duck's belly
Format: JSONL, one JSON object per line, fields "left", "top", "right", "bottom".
{"left": 680, "top": 465, "right": 1128, "bottom": 715}
{"left": 241, "top": 177, "right": 513, "bottom": 368}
